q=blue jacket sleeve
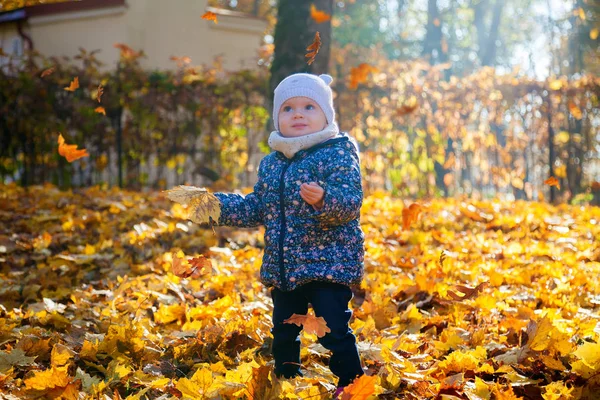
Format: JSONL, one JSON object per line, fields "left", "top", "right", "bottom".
{"left": 213, "top": 159, "right": 265, "bottom": 228}
{"left": 309, "top": 144, "right": 363, "bottom": 226}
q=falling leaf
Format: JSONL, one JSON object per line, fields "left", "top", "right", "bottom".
{"left": 310, "top": 4, "right": 331, "bottom": 24}
{"left": 591, "top": 28, "right": 599, "bottom": 40}
{"left": 447, "top": 282, "right": 489, "bottom": 302}
{"left": 544, "top": 176, "right": 560, "bottom": 190}
{"left": 577, "top": 7, "right": 585, "bottom": 20}
{"left": 402, "top": 203, "right": 422, "bottom": 230}
{"left": 349, "top": 63, "right": 379, "bottom": 89}
{"left": 396, "top": 96, "right": 419, "bottom": 116}
{"left": 568, "top": 101, "right": 582, "bottom": 119}
{"left": 202, "top": 11, "right": 218, "bottom": 24}
{"left": 97, "top": 84, "right": 104, "bottom": 103}
{"left": 40, "top": 66, "right": 55, "bottom": 78}
{"left": 164, "top": 185, "right": 221, "bottom": 224}
{"left": 64, "top": 77, "right": 79, "bottom": 92}
{"left": 340, "top": 374, "right": 377, "bottom": 400}
{"left": 95, "top": 106, "right": 106, "bottom": 116}
{"left": 305, "top": 31, "right": 321, "bottom": 66}
{"left": 57, "top": 134, "right": 89, "bottom": 163}
{"left": 284, "top": 313, "right": 331, "bottom": 338}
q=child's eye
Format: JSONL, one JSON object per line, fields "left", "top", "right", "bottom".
{"left": 283, "top": 106, "right": 292, "bottom": 112}
{"left": 305, "top": 104, "right": 315, "bottom": 110}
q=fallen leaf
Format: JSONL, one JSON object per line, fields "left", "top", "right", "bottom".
{"left": 447, "top": 282, "right": 489, "bottom": 302}
{"left": 310, "top": 4, "right": 331, "bottom": 24}
{"left": 340, "top": 374, "right": 377, "bottom": 400}
{"left": 64, "top": 77, "right": 79, "bottom": 92}
{"left": 305, "top": 31, "right": 321, "bottom": 66}
{"left": 402, "top": 203, "right": 422, "bottom": 230}
{"left": 284, "top": 313, "right": 331, "bottom": 338}
{"left": 202, "top": 11, "right": 218, "bottom": 24}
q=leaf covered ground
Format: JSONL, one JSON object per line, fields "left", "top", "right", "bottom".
{"left": 0, "top": 184, "right": 599, "bottom": 399}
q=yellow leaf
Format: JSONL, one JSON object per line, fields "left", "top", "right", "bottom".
{"left": 51, "top": 344, "right": 73, "bottom": 368}
{"left": 549, "top": 80, "right": 563, "bottom": 91}
{"left": 542, "top": 381, "right": 573, "bottom": 400}
{"left": 177, "top": 367, "right": 214, "bottom": 398}
{"left": 24, "top": 367, "right": 70, "bottom": 390}
{"left": 150, "top": 377, "right": 171, "bottom": 388}
{"left": 573, "top": 341, "right": 600, "bottom": 369}
{"left": 526, "top": 316, "right": 554, "bottom": 351}
{"left": 164, "top": 185, "right": 221, "bottom": 224}
{"left": 591, "top": 28, "right": 599, "bottom": 40}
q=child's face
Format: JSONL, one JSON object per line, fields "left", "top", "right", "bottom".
{"left": 278, "top": 96, "right": 327, "bottom": 137}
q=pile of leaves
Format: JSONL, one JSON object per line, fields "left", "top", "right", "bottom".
{"left": 0, "top": 183, "right": 599, "bottom": 399}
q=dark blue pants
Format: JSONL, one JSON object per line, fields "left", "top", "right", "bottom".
{"left": 270, "top": 281, "right": 364, "bottom": 387}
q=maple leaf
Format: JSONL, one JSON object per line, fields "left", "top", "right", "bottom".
{"left": 97, "top": 84, "right": 104, "bottom": 103}
{"left": 349, "top": 63, "right": 378, "bottom": 89}
{"left": 202, "top": 11, "right": 218, "bottom": 24}
{"left": 0, "top": 348, "right": 37, "bottom": 373}
{"left": 284, "top": 313, "right": 331, "bottom": 337}
{"left": 95, "top": 106, "right": 106, "bottom": 116}
{"left": 310, "top": 4, "right": 331, "bottom": 23}
{"left": 340, "top": 374, "right": 377, "bottom": 400}
{"left": 64, "top": 77, "right": 79, "bottom": 92}
{"left": 544, "top": 176, "right": 560, "bottom": 190}
{"left": 305, "top": 31, "right": 321, "bottom": 66}
{"left": 402, "top": 203, "right": 422, "bottom": 230}
{"left": 40, "top": 66, "right": 55, "bottom": 78}
{"left": 24, "top": 366, "right": 71, "bottom": 390}
{"left": 57, "top": 134, "right": 89, "bottom": 163}
{"left": 447, "top": 282, "right": 489, "bottom": 302}
{"left": 525, "top": 316, "right": 554, "bottom": 352}
{"left": 164, "top": 185, "right": 221, "bottom": 224}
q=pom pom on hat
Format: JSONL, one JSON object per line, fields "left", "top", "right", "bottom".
{"left": 273, "top": 73, "right": 335, "bottom": 131}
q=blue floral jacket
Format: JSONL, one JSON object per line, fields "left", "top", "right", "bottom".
{"left": 214, "top": 134, "right": 365, "bottom": 292}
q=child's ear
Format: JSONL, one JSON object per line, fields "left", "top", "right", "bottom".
{"left": 319, "top": 74, "right": 333, "bottom": 86}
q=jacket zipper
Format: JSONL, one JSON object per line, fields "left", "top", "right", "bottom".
{"left": 278, "top": 158, "right": 291, "bottom": 291}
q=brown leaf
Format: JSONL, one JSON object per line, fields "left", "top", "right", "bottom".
{"left": 97, "top": 84, "right": 104, "bottom": 103}
{"left": 40, "top": 66, "right": 56, "bottom": 78}
{"left": 305, "top": 32, "right": 321, "bottom": 66}
{"left": 447, "top": 282, "right": 489, "bottom": 302}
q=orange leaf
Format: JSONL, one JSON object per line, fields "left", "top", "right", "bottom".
{"left": 201, "top": 11, "right": 218, "bottom": 24}
{"left": 310, "top": 4, "right": 331, "bottom": 24}
{"left": 305, "top": 31, "right": 322, "bottom": 66}
{"left": 97, "top": 84, "right": 104, "bottom": 103}
{"left": 349, "top": 63, "right": 378, "bottom": 90}
{"left": 57, "top": 134, "right": 89, "bottom": 163}
{"left": 544, "top": 176, "right": 560, "bottom": 190}
{"left": 24, "top": 367, "right": 70, "bottom": 390}
{"left": 170, "top": 56, "right": 192, "bottom": 67}
{"left": 447, "top": 282, "right": 489, "bottom": 302}
{"left": 284, "top": 313, "right": 331, "bottom": 337}
{"left": 172, "top": 255, "right": 210, "bottom": 279}
{"left": 402, "top": 203, "right": 422, "bottom": 230}
{"left": 592, "top": 181, "right": 600, "bottom": 190}
{"left": 95, "top": 106, "right": 106, "bottom": 116}
{"left": 41, "top": 66, "right": 55, "bottom": 78}
{"left": 568, "top": 101, "right": 582, "bottom": 120}
{"left": 114, "top": 43, "right": 141, "bottom": 59}
{"left": 340, "top": 374, "right": 377, "bottom": 400}
{"left": 64, "top": 77, "right": 79, "bottom": 92}
{"left": 396, "top": 97, "right": 419, "bottom": 116}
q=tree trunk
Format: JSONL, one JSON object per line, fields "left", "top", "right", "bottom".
{"left": 422, "top": 0, "right": 447, "bottom": 65}
{"left": 473, "top": 0, "right": 504, "bottom": 67}
{"left": 269, "top": 0, "right": 334, "bottom": 105}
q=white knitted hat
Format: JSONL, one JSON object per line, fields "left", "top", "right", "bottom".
{"left": 273, "top": 73, "right": 335, "bottom": 131}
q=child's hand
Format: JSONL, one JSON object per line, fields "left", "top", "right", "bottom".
{"left": 300, "top": 182, "right": 325, "bottom": 210}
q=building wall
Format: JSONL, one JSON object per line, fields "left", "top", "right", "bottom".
{"left": 2, "top": 0, "right": 266, "bottom": 70}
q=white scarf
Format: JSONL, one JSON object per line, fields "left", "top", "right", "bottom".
{"left": 268, "top": 122, "right": 340, "bottom": 159}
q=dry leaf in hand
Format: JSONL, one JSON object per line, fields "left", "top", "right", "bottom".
{"left": 41, "top": 66, "right": 56, "bottom": 78}
{"left": 284, "top": 313, "right": 331, "bottom": 338}
{"left": 64, "top": 77, "right": 79, "bottom": 92}
{"left": 97, "top": 84, "right": 104, "bottom": 103}
{"left": 446, "top": 282, "right": 489, "bottom": 302}
{"left": 310, "top": 4, "right": 331, "bottom": 23}
{"left": 544, "top": 176, "right": 560, "bottom": 190}
{"left": 305, "top": 32, "right": 321, "bottom": 66}
{"left": 202, "top": 11, "right": 218, "bottom": 23}
{"left": 164, "top": 185, "right": 221, "bottom": 224}
{"left": 57, "top": 134, "right": 89, "bottom": 162}
{"left": 402, "top": 203, "right": 422, "bottom": 230}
